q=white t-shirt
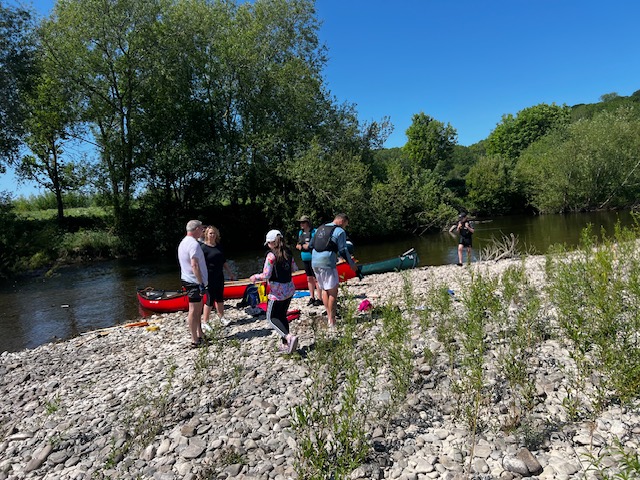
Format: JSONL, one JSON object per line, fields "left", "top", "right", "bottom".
{"left": 178, "top": 236, "right": 208, "bottom": 285}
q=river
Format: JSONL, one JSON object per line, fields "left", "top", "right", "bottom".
{"left": 1, "top": 210, "right": 635, "bottom": 353}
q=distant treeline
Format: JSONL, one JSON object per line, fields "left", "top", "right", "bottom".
{"left": 1, "top": 1, "right": 639, "bottom": 278}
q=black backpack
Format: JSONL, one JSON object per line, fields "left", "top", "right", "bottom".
{"left": 236, "top": 284, "right": 259, "bottom": 308}
{"left": 312, "top": 224, "right": 338, "bottom": 252}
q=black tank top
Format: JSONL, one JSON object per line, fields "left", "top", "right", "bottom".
{"left": 271, "top": 249, "right": 293, "bottom": 283}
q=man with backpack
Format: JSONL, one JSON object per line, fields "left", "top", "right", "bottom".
{"left": 311, "top": 213, "right": 361, "bottom": 328}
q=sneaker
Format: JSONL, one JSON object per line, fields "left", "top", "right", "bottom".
{"left": 287, "top": 335, "right": 298, "bottom": 353}
{"left": 306, "top": 298, "right": 315, "bottom": 306}
{"left": 279, "top": 342, "right": 288, "bottom": 353}
{"left": 456, "top": 263, "right": 463, "bottom": 267}
{"left": 313, "top": 299, "right": 323, "bottom": 307}
{"left": 220, "top": 317, "right": 231, "bottom": 327}
{"left": 202, "top": 322, "right": 213, "bottom": 333}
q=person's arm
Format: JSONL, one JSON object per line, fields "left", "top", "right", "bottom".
{"left": 223, "top": 262, "right": 235, "bottom": 280}
{"left": 191, "top": 258, "right": 203, "bottom": 284}
{"left": 250, "top": 253, "right": 275, "bottom": 283}
{"left": 466, "top": 222, "right": 475, "bottom": 233}
{"left": 191, "top": 258, "right": 205, "bottom": 292}
{"left": 449, "top": 223, "right": 457, "bottom": 233}
{"left": 336, "top": 229, "right": 357, "bottom": 271}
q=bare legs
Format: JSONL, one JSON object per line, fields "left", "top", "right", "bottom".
{"left": 457, "top": 244, "right": 472, "bottom": 265}
{"left": 188, "top": 301, "right": 204, "bottom": 343}
{"left": 203, "top": 301, "right": 225, "bottom": 325}
{"left": 322, "top": 285, "right": 339, "bottom": 327}
{"left": 307, "top": 276, "right": 322, "bottom": 301}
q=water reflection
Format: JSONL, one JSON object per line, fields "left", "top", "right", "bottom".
{"left": 0, "top": 210, "right": 635, "bottom": 353}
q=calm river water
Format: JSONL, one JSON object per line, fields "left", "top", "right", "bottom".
{"left": 1, "top": 210, "right": 635, "bottom": 353}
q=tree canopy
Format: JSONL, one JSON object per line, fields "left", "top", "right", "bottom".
{"left": 2, "top": 0, "right": 640, "bottom": 274}
{"left": 0, "top": 3, "right": 37, "bottom": 170}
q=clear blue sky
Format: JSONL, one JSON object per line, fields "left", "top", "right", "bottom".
{"left": 4, "top": 0, "right": 640, "bottom": 196}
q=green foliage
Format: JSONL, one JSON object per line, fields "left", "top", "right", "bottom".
{"left": 17, "top": 56, "right": 86, "bottom": 220}
{"left": 486, "top": 103, "right": 571, "bottom": 160}
{"left": 13, "top": 192, "right": 98, "bottom": 212}
{"left": 377, "top": 302, "right": 413, "bottom": 404}
{"left": 403, "top": 112, "right": 457, "bottom": 172}
{"left": 368, "top": 160, "right": 455, "bottom": 235}
{"left": 546, "top": 223, "right": 640, "bottom": 408}
{"left": 292, "top": 308, "right": 376, "bottom": 479}
{"left": 58, "top": 229, "right": 122, "bottom": 261}
{"left": 466, "top": 154, "right": 521, "bottom": 215}
{"left": 0, "top": 3, "right": 37, "bottom": 167}
{"left": 286, "top": 141, "right": 371, "bottom": 232}
{"left": 41, "top": 0, "right": 170, "bottom": 231}
{"left": 516, "top": 106, "right": 640, "bottom": 213}
{"left": 0, "top": 193, "right": 22, "bottom": 277}
{"left": 571, "top": 91, "right": 640, "bottom": 122}
{"left": 583, "top": 439, "right": 640, "bottom": 480}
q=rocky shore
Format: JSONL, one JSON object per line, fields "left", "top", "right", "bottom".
{"left": 1, "top": 255, "right": 639, "bottom": 480}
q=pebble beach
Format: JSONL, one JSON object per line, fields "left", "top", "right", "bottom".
{"left": 1, "top": 254, "right": 639, "bottom": 480}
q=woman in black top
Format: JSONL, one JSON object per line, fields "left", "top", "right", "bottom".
{"left": 201, "top": 225, "right": 235, "bottom": 329}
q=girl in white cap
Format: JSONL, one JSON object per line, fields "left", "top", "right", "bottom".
{"left": 250, "top": 230, "right": 300, "bottom": 353}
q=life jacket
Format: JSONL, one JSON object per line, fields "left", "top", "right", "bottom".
{"left": 271, "top": 250, "right": 293, "bottom": 283}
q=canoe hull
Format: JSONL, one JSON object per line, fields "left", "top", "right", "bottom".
{"left": 360, "top": 248, "right": 419, "bottom": 276}
{"left": 137, "top": 260, "right": 357, "bottom": 313}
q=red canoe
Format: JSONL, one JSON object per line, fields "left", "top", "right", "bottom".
{"left": 137, "top": 260, "right": 357, "bottom": 313}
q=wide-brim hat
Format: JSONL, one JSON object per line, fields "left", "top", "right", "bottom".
{"left": 297, "top": 215, "right": 310, "bottom": 223}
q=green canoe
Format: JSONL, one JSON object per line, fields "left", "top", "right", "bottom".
{"left": 360, "top": 248, "right": 420, "bottom": 276}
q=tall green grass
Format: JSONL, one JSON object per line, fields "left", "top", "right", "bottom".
{"left": 546, "top": 223, "right": 640, "bottom": 414}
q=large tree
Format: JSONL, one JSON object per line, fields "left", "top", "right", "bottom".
{"left": 486, "top": 103, "right": 570, "bottom": 160}
{"left": 137, "top": 0, "right": 338, "bottom": 217}
{"left": 17, "top": 68, "right": 85, "bottom": 221}
{"left": 403, "top": 112, "right": 457, "bottom": 172}
{"left": 0, "top": 3, "right": 37, "bottom": 171}
{"left": 40, "top": 0, "right": 166, "bottom": 231}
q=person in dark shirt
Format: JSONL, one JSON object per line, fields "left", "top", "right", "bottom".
{"left": 295, "top": 215, "right": 322, "bottom": 306}
{"left": 201, "top": 225, "right": 235, "bottom": 330}
{"left": 449, "top": 212, "right": 475, "bottom": 266}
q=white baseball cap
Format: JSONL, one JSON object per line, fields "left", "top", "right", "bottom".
{"left": 264, "top": 229, "right": 282, "bottom": 245}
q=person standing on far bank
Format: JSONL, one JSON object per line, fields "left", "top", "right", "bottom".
{"left": 178, "top": 220, "right": 208, "bottom": 348}
{"left": 295, "top": 215, "right": 322, "bottom": 307}
{"left": 311, "top": 213, "right": 360, "bottom": 328}
{"left": 450, "top": 212, "right": 475, "bottom": 266}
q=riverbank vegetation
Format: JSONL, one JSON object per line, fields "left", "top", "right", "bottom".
{"left": 1, "top": 1, "right": 640, "bottom": 279}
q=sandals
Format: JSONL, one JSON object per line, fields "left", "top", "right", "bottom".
{"left": 189, "top": 337, "right": 208, "bottom": 349}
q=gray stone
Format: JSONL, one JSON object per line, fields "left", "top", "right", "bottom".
{"left": 24, "top": 443, "right": 53, "bottom": 472}
{"left": 516, "top": 447, "right": 543, "bottom": 475}
{"left": 180, "top": 444, "right": 205, "bottom": 459}
{"left": 503, "top": 455, "right": 529, "bottom": 475}
{"left": 48, "top": 450, "right": 69, "bottom": 465}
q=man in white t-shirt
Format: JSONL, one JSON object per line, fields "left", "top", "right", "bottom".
{"left": 178, "top": 220, "right": 209, "bottom": 348}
